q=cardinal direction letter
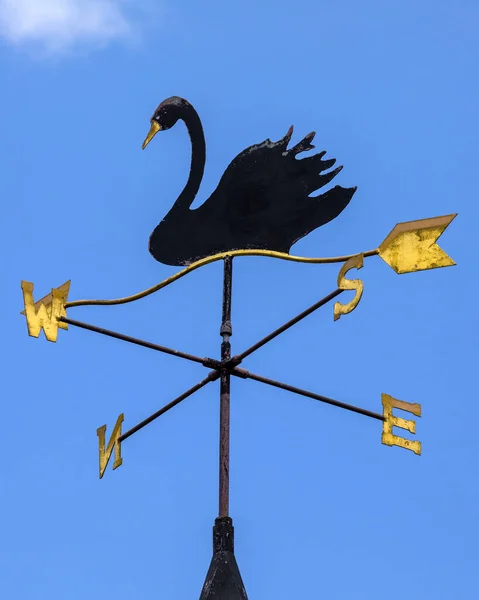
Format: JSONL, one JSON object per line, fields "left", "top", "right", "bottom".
{"left": 21, "top": 280, "right": 70, "bottom": 342}
{"left": 381, "top": 394, "right": 421, "bottom": 455}
{"left": 334, "top": 254, "right": 364, "bottom": 321}
{"left": 97, "top": 414, "right": 124, "bottom": 479}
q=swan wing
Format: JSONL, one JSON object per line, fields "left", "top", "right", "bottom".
{"left": 201, "top": 127, "right": 354, "bottom": 219}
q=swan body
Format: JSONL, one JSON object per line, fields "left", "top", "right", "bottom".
{"left": 143, "top": 97, "right": 356, "bottom": 267}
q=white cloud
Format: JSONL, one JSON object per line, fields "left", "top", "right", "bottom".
{"left": 0, "top": 0, "right": 134, "bottom": 52}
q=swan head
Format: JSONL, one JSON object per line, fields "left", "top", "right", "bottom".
{"left": 142, "top": 96, "right": 187, "bottom": 150}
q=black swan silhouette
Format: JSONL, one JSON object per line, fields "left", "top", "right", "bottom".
{"left": 142, "top": 96, "right": 356, "bottom": 266}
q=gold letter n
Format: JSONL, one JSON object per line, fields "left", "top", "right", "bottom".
{"left": 97, "top": 414, "right": 124, "bottom": 479}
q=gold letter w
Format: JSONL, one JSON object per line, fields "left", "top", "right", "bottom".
{"left": 21, "top": 280, "right": 70, "bottom": 343}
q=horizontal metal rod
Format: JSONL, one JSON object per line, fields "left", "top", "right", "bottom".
{"left": 59, "top": 317, "right": 221, "bottom": 370}
{"left": 119, "top": 371, "right": 220, "bottom": 442}
{"left": 228, "top": 288, "right": 343, "bottom": 365}
{"left": 231, "top": 367, "right": 384, "bottom": 421}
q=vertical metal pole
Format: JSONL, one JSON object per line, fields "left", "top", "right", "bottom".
{"left": 219, "top": 256, "right": 233, "bottom": 518}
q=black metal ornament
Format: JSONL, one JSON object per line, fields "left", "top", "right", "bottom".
{"left": 143, "top": 96, "right": 357, "bottom": 267}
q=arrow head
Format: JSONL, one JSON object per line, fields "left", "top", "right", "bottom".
{"left": 378, "top": 214, "right": 456, "bottom": 274}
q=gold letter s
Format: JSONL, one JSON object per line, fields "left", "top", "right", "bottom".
{"left": 334, "top": 254, "right": 364, "bottom": 321}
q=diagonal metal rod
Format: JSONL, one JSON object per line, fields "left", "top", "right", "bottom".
{"left": 119, "top": 371, "right": 220, "bottom": 442}
{"left": 59, "top": 316, "right": 221, "bottom": 370}
{"left": 231, "top": 367, "right": 384, "bottom": 421}
{"left": 61, "top": 288, "right": 342, "bottom": 373}
{"left": 117, "top": 363, "right": 382, "bottom": 446}
{"left": 228, "top": 288, "right": 343, "bottom": 366}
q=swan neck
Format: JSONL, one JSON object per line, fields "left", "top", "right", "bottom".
{"left": 171, "top": 104, "right": 205, "bottom": 214}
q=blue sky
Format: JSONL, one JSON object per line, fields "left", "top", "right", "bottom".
{"left": 1, "top": 1, "right": 477, "bottom": 598}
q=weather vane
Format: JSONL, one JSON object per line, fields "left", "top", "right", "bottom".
{"left": 21, "top": 96, "right": 456, "bottom": 598}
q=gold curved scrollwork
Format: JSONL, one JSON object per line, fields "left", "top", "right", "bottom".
{"left": 65, "top": 248, "right": 378, "bottom": 309}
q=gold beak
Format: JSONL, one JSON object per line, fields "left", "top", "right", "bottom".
{"left": 142, "top": 121, "right": 161, "bottom": 149}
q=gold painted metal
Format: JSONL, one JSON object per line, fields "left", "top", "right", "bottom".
{"left": 382, "top": 394, "right": 421, "bottom": 455}
{"left": 142, "top": 121, "right": 162, "bottom": 150}
{"left": 21, "top": 281, "right": 70, "bottom": 342}
{"left": 378, "top": 214, "right": 456, "bottom": 274}
{"left": 66, "top": 248, "right": 379, "bottom": 309}
{"left": 334, "top": 254, "right": 364, "bottom": 321}
{"left": 97, "top": 413, "right": 124, "bottom": 479}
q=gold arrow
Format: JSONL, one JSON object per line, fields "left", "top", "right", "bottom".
{"left": 378, "top": 214, "right": 456, "bottom": 274}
